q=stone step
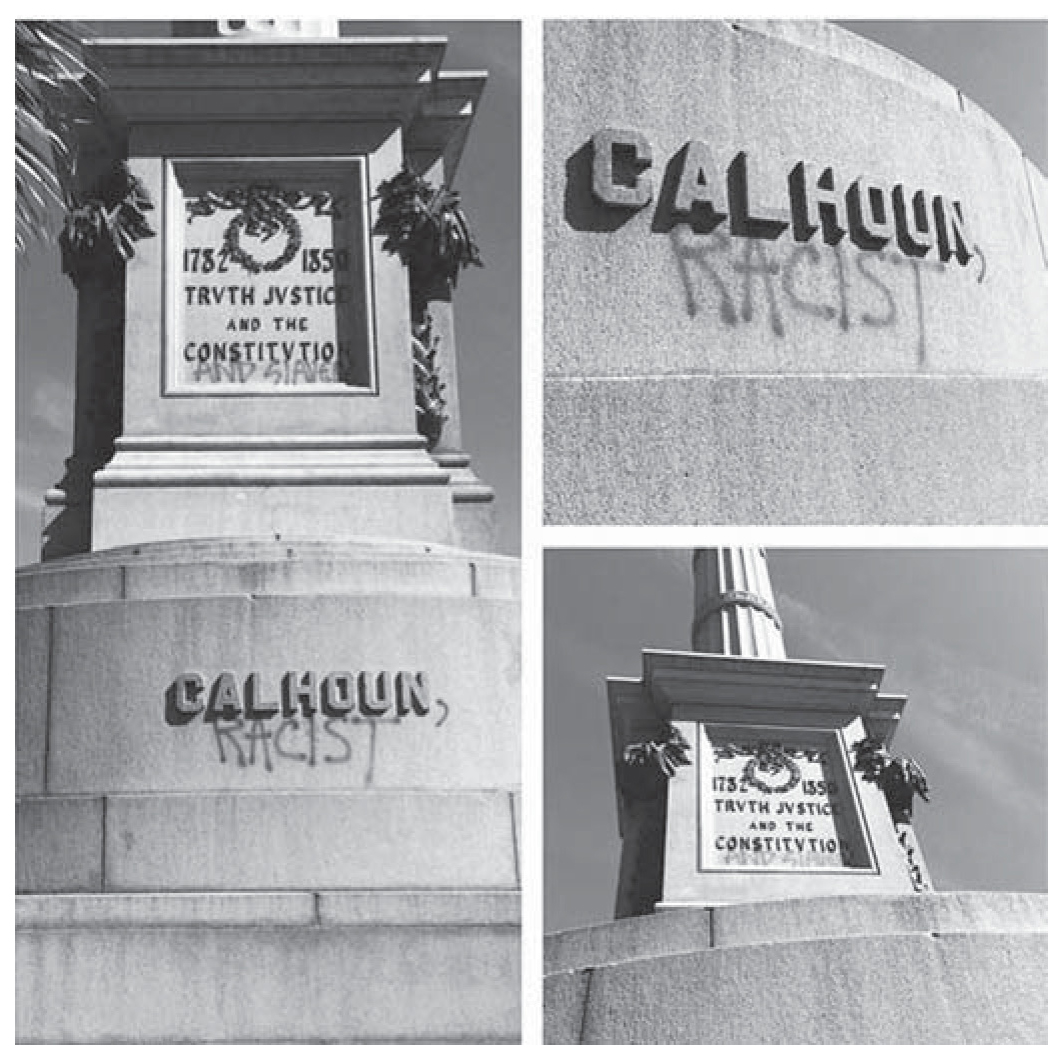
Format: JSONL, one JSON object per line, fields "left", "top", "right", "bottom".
{"left": 544, "top": 890, "right": 1048, "bottom": 974}
{"left": 545, "top": 897, "right": 1047, "bottom": 1043}
{"left": 18, "top": 888, "right": 521, "bottom": 928}
{"left": 17, "top": 537, "right": 518, "bottom": 606}
{"left": 18, "top": 889, "right": 520, "bottom": 1043}
{"left": 18, "top": 789, "right": 521, "bottom": 893}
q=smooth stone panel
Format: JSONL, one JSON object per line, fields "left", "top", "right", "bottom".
{"left": 44, "top": 591, "right": 518, "bottom": 793}
{"left": 364, "top": 597, "right": 521, "bottom": 790}
{"left": 319, "top": 889, "right": 521, "bottom": 926}
{"left": 103, "top": 790, "right": 519, "bottom": 890}
{"left": 18, "top": 921, "right": 519, "bottom": 1043}
{"left": 452, "top": 500, "right": 497, "bottom": 555}
{"left": 16, "top": 607, "right": 50, "bottom": 794}
{"left": 93, "top": 482, "right": 457, "bottom": 553}
{"left": 545, "top": 375, "right": 1046, "bottom": 525}
{"left": 17, "top": 890, "right": 317, "bottom": 928}
{"left": 17, "top": 797, "right": 104, "bottom": 893}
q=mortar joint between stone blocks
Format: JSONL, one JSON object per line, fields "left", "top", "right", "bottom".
{"left": 577, "top": 967, "right": 594, "bottom": 1045}
{"left": 1022, "top": 155, "right": 1048, "bottom": 269}
{"left": 508, "top": 790, "right": 521, "bottom": 886}
{"left": 100, "top": 795, "right": 110, "bottom": 892}
{"left": 43, "top": 606, "right": 56, "bottom": 795}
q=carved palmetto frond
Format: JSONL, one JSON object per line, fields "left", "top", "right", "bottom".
{"left": 623, "top": 724, "right": 693, "bottom": 778}
{"left": 15, "top": 20, "right": 101, "bottom": 252}
{"left": 374, "top": 164, "right": 483, "bottom": 287}
{"left": 376, "top": 164, "right": 481, "bottom": 446}
{"left": 852, "top": 736, "right": 931, "bottom": 824}
{"left": 58, "top": 163, "right": 156, "bottom": 284}
{"left": 411, "top": 315, "right": 448, "bottom": 449}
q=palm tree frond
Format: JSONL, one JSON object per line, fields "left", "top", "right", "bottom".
{"left": 15, "top": 20, "right": 102, "bottom": 251}
{"left": 16, "top": 20, "right": 99, "bottom": 86}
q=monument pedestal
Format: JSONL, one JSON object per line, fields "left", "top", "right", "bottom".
{"left": 547, "top": 548, "right": 1044, "bottom": 1043}
{"left": 545, "top": 892, "right": 1048, "bottom": 1044}
{"left": 17, "top": 539, "right": 521, "bottom": 1042}
{"left": 609, "top": 650, "right": 922, "bottom": 917}
{"left": 437, "top": 451, "right": 498, "bottom": 553}
{"left": 91, "top": 434, "right": 458, "bottom": 549}
{"left": 20, "top": 891, "right": 519, "bottom": 1043}
{"left": 41, "top": 32, "right": 497, "bottom": 559}
{"left": 543, "top": 21, "right": 1047, "bottom": 526}
{"left": 19, "top": 22, "right": 517, "bottom": 1044}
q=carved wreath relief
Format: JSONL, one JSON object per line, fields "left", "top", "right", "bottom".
{"left": 173, "top": 165, "right": 373, "bottom": 393}
{"left": 700, "top": 729, "right": 865, "bottom": 871}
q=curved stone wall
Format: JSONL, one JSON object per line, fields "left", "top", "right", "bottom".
{"left": 544, "top": 20, "right": 1046, "bottom": 524}
{"left": 545, "top": 892, "right": 1047, "bottom": 1043}
{"left": 16, "top": 539, "right": 520, "bottom": 892}
{"left": 17, "top": 539, "right": 521, "bottom": 1041}
{"left": 20, "top": 892, "right": 520, "bottom": 1042}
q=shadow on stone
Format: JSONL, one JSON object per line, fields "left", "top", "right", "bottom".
{"left": 563, "top": 141, "right": 638, "bottom": 234}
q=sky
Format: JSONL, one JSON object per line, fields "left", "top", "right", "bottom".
{"left": 544, "top": 548, "right": 1048, "bottom": 933}
{"left": 14, "top": 20, "right": 521, "bottom": 564}
{"left": 835, "top": 20, "right": 1047, "bottom": 174}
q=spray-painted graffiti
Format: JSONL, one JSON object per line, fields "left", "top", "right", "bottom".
{"left": 668, "top": 227, "right": 985, "bottom": 365}
{"left": 206, "top": 707, "right": 448, "bottom": 773}
{"left": 573, "top": 132, "right": 990, "bottom": 365}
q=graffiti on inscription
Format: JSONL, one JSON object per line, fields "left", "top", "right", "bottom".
{"left": 207, "top": 705, "right": 449, "bottom": 772}
{"left": 668, "top": 227, "right": 985, "bottom": 365}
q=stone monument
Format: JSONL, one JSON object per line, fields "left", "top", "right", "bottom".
{"left": 17, "top": 21, "right": 519, "bottom": 1043}
{"left": 544, "top": 548, "right": 1046, "bottom": 1044}
{"left": 613, "top": 547, "right": 927, "bottom": 916}
{"left": 544, "top": 21, "right": 1046, "bottom": 525}
{"left": 43, "top": 18, "right": 495, "bottom": 558}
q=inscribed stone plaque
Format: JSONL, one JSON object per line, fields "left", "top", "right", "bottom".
{"left": 698, "top": 724, "right": 873, "bottom": 872}
{"left": 167, "top": 157, "right": 377, "bottom": 394}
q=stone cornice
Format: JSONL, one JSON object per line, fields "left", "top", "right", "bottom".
{"left": 88, "top": 38, "right": 486, "bottom": 177}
